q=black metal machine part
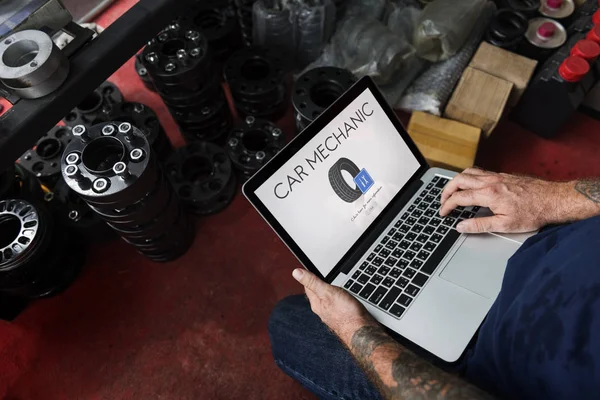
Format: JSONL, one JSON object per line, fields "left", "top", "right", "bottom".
{"left": 0, "top": 0, "right": 192, "bottom": 172}
{"left": 0, "top": 198, "right": 85, "bottom": 299}
{"left": 234, "top": 0, "right": 257, "bottom": 47}
{"left": 226, "top": 116, "right": 286, "bottom": 181}
{"left": 166, "top": 141, "right": 238, "bottom": 216}
{"left": 0, "top": 163, "right": 45, "bottom": 202}
{"left": 224, "top": 46, "right": 289, "bottom": 121}
{"left": 62, "top": 81, "right": 124, "bottom": 129}
{"left": 60, "top": 122, "right": 194, "bottom": 262}
{"left": 486, "top": 9, "right": 529, "bottom": 51}
{"left": 142, "top": 25, "right": 233, "bottom": 144}
{"left": 135, "top": 54, "right": 157, "bottom": 92}
{"left": 292, "top": 66, "right": 357, "bottom": 133}
{"left": 18, "top": 125, "right": 74, "bottom": 188}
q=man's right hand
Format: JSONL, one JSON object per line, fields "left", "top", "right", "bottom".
{"left": 439, "top": 168, "right": 569, "bottom": 234}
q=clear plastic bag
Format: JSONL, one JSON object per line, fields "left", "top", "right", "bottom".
{"left": 343, "top": 0, "right": 388, "bottom": 21}
{"left": 253, "top": 0, "right": 297, "bottom": 58}
{"left": 295, "top": 0, "right": 337, "bottom": 68}
{"left": 414, "top": 0, "right": 488, "bottom": 62}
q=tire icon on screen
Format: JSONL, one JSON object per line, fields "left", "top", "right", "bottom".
{"left": 328, "top": 158, "right": 362, "bottom": 203}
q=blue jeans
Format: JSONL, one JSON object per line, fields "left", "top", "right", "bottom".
{"left": 268, "top": 295, "right": 383, "bottom": 400}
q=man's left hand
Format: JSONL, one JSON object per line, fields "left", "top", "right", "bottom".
{"left": 292, "top": 268, "right": 377, "bottom": 345}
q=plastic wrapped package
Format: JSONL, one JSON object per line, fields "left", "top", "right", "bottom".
{"left": 295, "top": 0, "right": 337, "bottom": 68}
{"left": 398, "top": 1, "right": 496, "bottom": 114}
{"left": 253, "top": 0, "right": 296, "bottom": 57}
{"left": 414, "top": 0, "right": 488, "bottom": 62}
{"left": 387, "top": 5, "right": 421, "bottom": 41}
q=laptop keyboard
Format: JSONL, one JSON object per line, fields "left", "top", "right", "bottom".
{"left": 343, "top": 176, "right": 481, "bottom": 320}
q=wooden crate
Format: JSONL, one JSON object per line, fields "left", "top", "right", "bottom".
{"left": 469, "top": 42, "right": 537, "bottom": 108}
{"left": 408, "top": 111, "right": 482, "bottom": 172}
{"left": 444, "top": 67, "right": 513, "bottom": 137}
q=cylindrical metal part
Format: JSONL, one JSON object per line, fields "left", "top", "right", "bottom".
{"left": 0, "top": 29, "right": 70, "bottom": 99}
{"left": 61, "top": 122, "right": 194, "bottom": 262}
{"left": 62, "top": 81, "right": 124, "bottom": 129}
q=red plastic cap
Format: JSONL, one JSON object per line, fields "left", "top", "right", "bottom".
{"left": 547, "top": 0, "right": 563, "bottom": 8}
{"left": 593, "top": 9, "right": 600, "bottom": 25}
{"left": 586, "top": 25, "right": 600, "bottom": 44}
{"left": 558, "top": 56, "right": 590, "bottom": 82}
{"left": 571, "top": 40, "right": 600, "bottom": 61}
{"left": 538, "top": 22, "right": 557, "bottom": 38}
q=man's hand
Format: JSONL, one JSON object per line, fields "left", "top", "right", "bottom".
{"left": 439, "top": 168, "right": 568, "bottom": 234}
{"left": 292, "top": 268, "right": 377, "bottom": 345}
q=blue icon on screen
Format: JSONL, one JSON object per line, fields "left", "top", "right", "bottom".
{"left": 354, "top": 169, "right": 374, "bottom": 194}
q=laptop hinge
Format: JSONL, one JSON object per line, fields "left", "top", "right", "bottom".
{"left": 339, "top": 178, "right": 424, "bottom": 275}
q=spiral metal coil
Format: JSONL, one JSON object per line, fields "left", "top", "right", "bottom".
{"left": 61, "top": 122, "right": 194, "bottom": 262}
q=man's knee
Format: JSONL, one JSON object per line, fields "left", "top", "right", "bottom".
{"left": 268, "top": 294, "right": 311, "bottom": 341}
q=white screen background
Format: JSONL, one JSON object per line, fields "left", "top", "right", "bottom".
{"left": 255, "top": 89, "right": 421, "bottom": 276}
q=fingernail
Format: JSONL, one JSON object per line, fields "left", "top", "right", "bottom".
{"left": 456, "top": 222, "right": 466, "bottom": 233}
{"left": 292, "top": 269, "right": 304, "bottom": 281}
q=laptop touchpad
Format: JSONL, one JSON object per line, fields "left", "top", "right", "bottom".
{"left": 439, "top": 234, "right": 521, "bottom": 299}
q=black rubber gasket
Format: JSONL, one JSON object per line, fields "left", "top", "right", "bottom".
{"left": 486, "top": 9, "right": 528, "bottom": 50}
{"left": 293, "top": 67, "right": 357, "bottom": 133}
{"left": 328, "top": 157, "right": 362, "bottom": 203}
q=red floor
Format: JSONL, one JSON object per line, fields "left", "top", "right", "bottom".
{"left": 2, "top": 1, "right": 600, "bottom": 399}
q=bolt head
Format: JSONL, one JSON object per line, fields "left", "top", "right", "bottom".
{"left": 133, "top": 103, "right": 144, "bottom": 113}
{"left": 158, "top": 32, "right": 169, "bottom": 42}
{"left": 118, "top": 122, "right": 132, "bottom": 133}
{"left": 130, "top": 148, "right": 145, "bottom": 162}
{"left": 102, "top": 125, "right": 115, "bottom": 136}
{"left": 66, "top": 153, "right": 80, "bottom": 165}
{"left": 145, "top": 52, "right": 158, "bottom": 64}
{"left": 64, "top": 165, "right": 79, "bottom": 178}
{"left": 201, "top": 107, "right": 211, "bottom": 115}
{"left": 113, "top": 162, "right": 128, "bottom": 178}
{"left": 190, "top": 48, "right": 201, "bottom": 57}
{"left": 68, "top": 210, "right": 80, "bottom": 221}
{"left": 165, "top": 63, "right": 176, "bottom": 72}
{"left": 186, "top": 31, "right": 200, "bottom": 41}
{"left": 229, "top": 138, "right": 239, "bottom": 148}
{"left": 169, "top": 23, "right": 180, "bottom": 31}
{"left": 256, "top": 151, "right": 266, "bottom": 161}
{"left": 272, "top": 128, "right": 282, "bottom": 137}
{"left": 139, "top": 67, "right": 148, "bottom": 76}
{"left": 72, "top": 125, "right": 86, "bottom": 136}
{"left": 92, "top": 178, "right": 110, "bottom": 193}
{"left": 176, "top": 49, "right": 187, "bottom": 58}
{"left": 245, "top": 116, "right": 255, "bottom": 126}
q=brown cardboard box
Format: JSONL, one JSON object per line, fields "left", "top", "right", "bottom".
{"left": 408, "top": 111, "right": 482, "bottom": 172}
{"left": 469, "top": 42, "right": 537, "bottom": 107}
{"left": 444, "top": 67, "right": 513, "bottom": 137}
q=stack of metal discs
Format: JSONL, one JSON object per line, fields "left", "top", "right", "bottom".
{"left": 0, "top": 199, "right": 85, "bottom": 299}
{"left": 135, "top": 54, "right": 156, "bottom": 92}
{"left": 107, "top": 102, "right": 173, "bottom": 161}
{"left": 234, "top": 0, "right": 258, "bottom": 46}
{"left": 226, "top": 116, "right": 286, "bottom": 181}
{"left": 142, "top": 25, "right": 233, "bottom": 144}
{"left": 224, "top": 46, "right": 288, "bottom": 121}
{"left": 295, "top": 0, "right": 337, "bottom": 68}
{"left": 293, "top": 67, "right": 357, "bottom": 133}
{"left": 165, "top": 142, "right": 238, "bottom": 216}
{"left": 18, "top": 126, "right": 74, "bottom": 188}
{"left": 252, "top": 0, "right": 296, "bottom": 58}
{"left": 179, "top": 0, "right": 241, "bottom": 63}
{"left": 62, "top": 82, "right": 123, "bottom": 128}
{"left": 61, "top": 122, "right": 194, "bottom": 262}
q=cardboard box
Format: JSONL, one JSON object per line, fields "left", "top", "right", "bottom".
{"left": 408, "top": 111, "right": 482, "bottom": 172}
{"left": 469, "top": 42, "right": 537, "bottom": 107}
{"left": 444, "top": 67, "right": 513, "bottom": 137}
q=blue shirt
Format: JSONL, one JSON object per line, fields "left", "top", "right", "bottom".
{"left": 465, "top": 216, "right": 600, "bottom": 399}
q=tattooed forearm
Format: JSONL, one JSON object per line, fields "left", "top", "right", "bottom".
{"left": 575, "top": 179, "right": 600, "bottom": 204}
{"left": 350, "top": 326, "right": 494, "bottom": 400}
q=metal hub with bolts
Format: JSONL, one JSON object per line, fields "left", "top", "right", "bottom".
{"left": 107, "top": 102, "right": 173, "bottom": 161}
{"left": 226, "top": 117, "right": 286, "bottom": 181}
{"left": 62, "top": 81, "right": 124, "bottom": 129}
{"left": 60, "top": 121, "right": 194, "bottom": 262}
{"left": 224, "top": 46, "right": 289, "bottom": 121}
{"left": 165, "top": 141, "right": 238, "bottom": 216}
{"left": 18, "top": 125, "right": 74, "bottom": 188}
{"left": 292, "top": 67, "right": 357, "bottom": 134}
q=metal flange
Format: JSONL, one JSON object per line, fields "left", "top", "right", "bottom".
{"left": 62, "top": 81, "right": 124, "bottom": 128}
{"left": 165, "top": 142, "right": 238, "bottom": 215}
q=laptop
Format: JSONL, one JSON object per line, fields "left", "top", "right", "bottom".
{"left": 243, "top": 76, "right": 533, "bottom": 362}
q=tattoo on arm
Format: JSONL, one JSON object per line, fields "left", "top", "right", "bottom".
{"left": 350, "top": 326, "right": 494, "bottom": 400}
{"left": 575, "top": 179, "right": 600, "bottom": 204}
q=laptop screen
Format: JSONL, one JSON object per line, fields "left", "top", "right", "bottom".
{"left": 254, "top": 87, "right": 421, "bottom": 277}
